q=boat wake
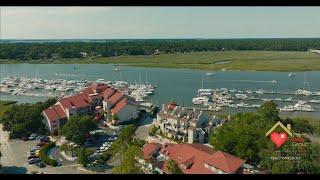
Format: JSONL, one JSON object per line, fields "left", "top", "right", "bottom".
{"left": 223, "top": 79, "right": 277, "bottom": 83}
{"left": 54, "top": 73, "right": 83, "bottom": 77}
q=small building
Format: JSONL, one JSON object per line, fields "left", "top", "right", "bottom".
{"left": 155, "top": 103, "right": 220, "bottom": 143}
{"left": 80, "top": 52, "right": 88, "bottom": 58}
{"left": 140, "top": 143, "right": 246, "bottom": 174}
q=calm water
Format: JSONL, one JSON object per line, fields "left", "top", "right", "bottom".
{"left": 1, "top": 64, "right": 320, "bottom": 118}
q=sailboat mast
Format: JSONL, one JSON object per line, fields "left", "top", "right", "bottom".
{"left": 201, "top": 74, "right": 205, "bottom": 89}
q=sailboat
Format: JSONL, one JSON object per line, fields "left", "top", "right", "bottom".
{"left": 288, "top": 72, "right": 295, "bottom": 78}
{"left": 295, "top": 73, "right": 312, "bottom": 96}
{"left": 206, "top": 63, "right": 215, "bottom": 76}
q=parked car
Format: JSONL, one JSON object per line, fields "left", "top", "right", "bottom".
{"left": 27, "top": 155, "right": 39, "bottom": 160}
{"left": 22, "top": 137, "right": 29, "bottom": 141}
{"left": 40, "top": 137, "right": 50, "bottom": 142}
{"left": 83, "top": 142, "right": 94, "bottom": 147}
{"left": 36, "top": 135, "right": 46, "bottom": 140}
{"left": 35, "top": 161, "right": 46, "bottom": 168}
{"left": 28, "top": 158, "right": 41, "bottom": 164}
{"left": 28, "top": 134, "right": 38, "bottom": 140}
{"left": 37, "top": 142, "right": 47, "bottom": 147}
{"left": 32, "top": 147, "right": 41, "bottom": 151}
{"left": 108, "top": 136, "right": 117, "bottom": 142}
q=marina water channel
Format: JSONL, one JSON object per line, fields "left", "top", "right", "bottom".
{"left": 1, "top": 63, "right": 320, "bottom": 119}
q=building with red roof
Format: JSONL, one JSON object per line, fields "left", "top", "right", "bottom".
{"left": 42, "top": 104, "right": 67, "bottom": 134}
{"left": 102, "top": 89, "right": 139, "bottom": 124}
{"left": 140, "top": 143, "right": 245, "bottom": 174}
{"left": 42, "top": 82, "right": 139, "bottom": 134}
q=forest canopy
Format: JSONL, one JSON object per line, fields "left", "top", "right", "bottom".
{"left": 1, "top": 39, "right": 320, "bottom": 60}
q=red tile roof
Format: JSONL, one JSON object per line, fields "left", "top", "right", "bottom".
{"left": 102, "top": 87, "right": 116, "bottom": 99}
{"left": 88, "top": 83, "right": 109, "bottom": 93}
{"left": 204, "top": 151, "right": 246, "bottom": 174}
{"left": 110, "top": 98, "right": 127, "bottom": 114}
{"left": 59, "top": 93, "right": 90, "bottom": 110}
{"left": 156, "top": 143, "right": 245, "bottom": 174}
{"left": 43, "top": 104, "right": 67, "bottom": 123}
{"left": 160, "top": 143, "right": 215, "bottom": 174}
{"left": 142, "top": 143, "right": 162, "bottom": 160}
{"left": 107, "top": 91, "right": 124, "bottom": 105}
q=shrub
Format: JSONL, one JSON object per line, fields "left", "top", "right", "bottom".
{"left": 39, "top": 142, "right": 58, "bottom": 167}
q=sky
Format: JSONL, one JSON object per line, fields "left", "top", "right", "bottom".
{"left": 1, "top": 6, "right": 320, "bottom": 39}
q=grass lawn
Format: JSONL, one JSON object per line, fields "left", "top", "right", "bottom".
{"left": 1, "top": 51, "right": 320, "bottom": 71}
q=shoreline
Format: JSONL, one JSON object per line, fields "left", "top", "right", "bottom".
{"left": 1, "top": 61, "right": 320, "bottom": 72}
{"left": 1, "top": 50, "right": 320, "bottom": 72}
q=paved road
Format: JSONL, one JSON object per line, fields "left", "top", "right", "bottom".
{"left": 135, "top": 115, "right": 154, "bottom": 141}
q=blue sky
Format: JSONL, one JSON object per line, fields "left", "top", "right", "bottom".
{"left": 1, "top": 7, "right": 320, "bottom": 39}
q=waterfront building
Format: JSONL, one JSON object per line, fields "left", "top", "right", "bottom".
{"left": 42, "top": 83, "right": 139, "bottom": 135}
{"left": 139, "top": 143, "right": 246, "bottom": 174}
{"left": 155, "top": 103, "right": 222, "bottom": 144}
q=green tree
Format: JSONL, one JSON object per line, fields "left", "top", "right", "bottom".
{"left": 113, "top": 145, "right": 142, "bottom": 174}
{"left": 293, "top": 118, "right": 314, "bottom": 134}
{"left": 258, "top": 101, "right": 280, "bottom": 122}
{"left": 77, "top": 148, "right": 94, "bottom": 167}
{"left": 210, "top": 112, "right": 273, "bottom": 163}
{"left": 260, "top": 142, "right": 320, "bottom": 174}
{"left": 167, "top": 159, "right": 183, "bottom": 174}
{"left": 60, "top": 115, "right": 97, "bottom": 144}
{"left": 0, "top": 99, "right": 54, "bottom": 139}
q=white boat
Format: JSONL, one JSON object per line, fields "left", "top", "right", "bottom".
{"left": 280, "top": 105, "right": 295, "bottom": 112}
{"left": 135, "top": 97, "right": 144, "bottom": 102}
{"left": 288, "top": 73, "right": 295, "bottom": 77}
{"left": 252, "top": 104, "right": 261, "bottom": 108}
{"left": 309, "top": 99, "right": 320, "bottom": 104}
{"left": 192, "top": 96, "right": 209, "bottom": 105}
{"left": 237, "top": 102, "right": 245, "bottom": 107}
{"left": 295, "top": 89, "right": 312, "bottom": 96}
{"left": 284, "top": 97, "right": 294, "bottom": 102}
{"left": 197, "top": 89, "right": 213, "bottom": 96}
{"left": 229, "top": 89, "right": 237, "bottom": 93}
{"left": 293, "top": 101, "right": 315, "bottom": 112}
{"left": 255, "top": 89, "right": 265, "bottom": 94}
{"left": 235, "top": 94, "right": 248, "bottom": 100}
{"left": 205, "top": 63, "right": 215, "bottom": 76}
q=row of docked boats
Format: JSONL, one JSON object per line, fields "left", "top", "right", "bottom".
{"left": 0, "top": 76, "right": 91, "bottom": 94}
{"left": 1, "top": 76, "right": 157, "bottom": 103}
{"left": 280, "top": 101, "right": 315, "bottom": 112}
{"left": 192, "top": 87, "right": 319, "bottom": 112}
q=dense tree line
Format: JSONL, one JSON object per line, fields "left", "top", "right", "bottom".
{"left": 1, "top": 39, "right": 320, "bottom": 61}
{"left": 210, "top": 101, "right": 320, "bottom": 174}
{"left": 0, "top": 98, "right": 57, "bottom": 139}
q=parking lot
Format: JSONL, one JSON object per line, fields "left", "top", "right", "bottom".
{"left": 0, "top": 124, "right": 91, "bottom": 174}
